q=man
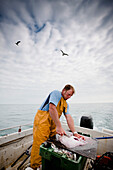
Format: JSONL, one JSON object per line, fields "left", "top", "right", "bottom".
{"left": 30, "top": 84, "right": 84, "bottom": 169}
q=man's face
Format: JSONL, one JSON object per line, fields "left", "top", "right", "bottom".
{"left": 62, "top": 89, "right": 73, "bottom": 100}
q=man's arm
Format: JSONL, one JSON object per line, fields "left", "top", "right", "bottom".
{"left": 65, "top": 114, "right": 85, "bottom": 139}
{"left": 65, "top": 114, "right": 75, "bottom": 133}
{"left": 49, "top": 103, "right": 66, "bottom": 135}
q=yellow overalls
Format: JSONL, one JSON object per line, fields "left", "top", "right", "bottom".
{"left": 30, "top": 97, "right": 67, "bottom": 169}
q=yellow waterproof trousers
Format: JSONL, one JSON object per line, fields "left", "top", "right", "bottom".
{"left": 30, "top": 110, "right": 56, "bottom": 169}
{"left": 30, "top": 97, "right": 67, "bottom": 169}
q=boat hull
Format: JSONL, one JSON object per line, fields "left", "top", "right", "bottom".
{"left": 0, "top": 124, "right": 113, "bottom": 169}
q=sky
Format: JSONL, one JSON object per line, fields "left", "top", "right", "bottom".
{"left": 0, "top": 0, "right": 113, "bottom": 104}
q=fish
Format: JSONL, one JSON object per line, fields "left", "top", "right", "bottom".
{"left": 58, "top": 135, "right": 87, "bottom": 148}
{"left": 51, "top": 143, "right": 77, "bottom": 160}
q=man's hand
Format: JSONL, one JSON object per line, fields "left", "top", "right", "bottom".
{"left": 74, "top": 133, "right": 85, "bottom": 140}
{"left": 56, "top": 126, "right": 66, "bottom": 136}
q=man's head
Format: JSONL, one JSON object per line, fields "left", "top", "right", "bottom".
{"left": 62, "top": 84, "right": 75, "bottom": 100}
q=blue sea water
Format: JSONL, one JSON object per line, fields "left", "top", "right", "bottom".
{"left": 0, "top": 103, "right": 113, "bottom": 135}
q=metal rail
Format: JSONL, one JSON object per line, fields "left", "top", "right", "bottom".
{"left": 0, "top": 123, "right": 33, "bottom": 131}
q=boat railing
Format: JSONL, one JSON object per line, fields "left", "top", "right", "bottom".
{"left": 0, "top": 121, "right": 66, "bottom": 136}
{"left": 102, "top": 128, "right": 113, "bottom": 135}
{"left": 0, "top": 123, "right": 33, "bottom": 136}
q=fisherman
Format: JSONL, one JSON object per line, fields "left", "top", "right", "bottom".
{"left": 30, "top": 84, "right": 84, "bottom": 169}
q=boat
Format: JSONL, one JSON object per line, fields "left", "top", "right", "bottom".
{"left": 0, "top": 120, "right": 113, "bottom": 170}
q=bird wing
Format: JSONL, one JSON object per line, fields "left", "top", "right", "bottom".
{"left": 60, "top": 50, "right": 65, "bottom": 56}
{"left": 65, "top": 53, "right": 69, "bottom": 56}
{"left": 16, "top": 41, "right": 21, "bottom": 45}
{"left": 60, "top": 50, "right": 69, "bottom": 56}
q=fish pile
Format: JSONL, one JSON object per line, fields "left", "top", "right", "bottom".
{"left": 58, "top": 135, "right": 87, "bottom": 148}
{"left": 51, "top": 143, "right": 77, "bottom": 161}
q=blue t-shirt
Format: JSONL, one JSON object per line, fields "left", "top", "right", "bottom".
{"left": 39, "top": 90, "right": 70, "bottom": 115}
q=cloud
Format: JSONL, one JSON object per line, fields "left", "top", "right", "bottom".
{"left": 0, "top": 0, "right": 113, "bottom": 103}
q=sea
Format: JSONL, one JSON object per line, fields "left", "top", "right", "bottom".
{"left": 0, "top": 103, "right": 113, "bottom": 136}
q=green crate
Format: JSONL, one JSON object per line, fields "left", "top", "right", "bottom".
{"left": 39, "top": 143, "right": 87, "bottom": 170}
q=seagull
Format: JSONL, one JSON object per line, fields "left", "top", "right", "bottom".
{"left": 60, "top": 50, "right": 69, "bottom": 56}
{"left": 15, "top": 41, "right": 21, "bottom": 46}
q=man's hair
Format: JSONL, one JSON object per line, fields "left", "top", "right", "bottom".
{"left": 63, "top": 84, "right": 75, "bottom": 94}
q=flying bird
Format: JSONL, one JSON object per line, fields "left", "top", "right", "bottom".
{"left": 15, "top": 41, "right": 21, "bottom": 46}
{"left": 60, "top": 50, "right": 69, "bottom": 56}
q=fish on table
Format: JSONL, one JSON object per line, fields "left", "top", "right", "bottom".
{"left": 58, "top": 135, "right": 87, "bottom": 148}
{"left": 48, "top": 132, "right": 97, "bottom": 159}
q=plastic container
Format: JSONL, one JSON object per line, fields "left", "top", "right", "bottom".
{"left": 39, "top": 142, "right": 87, "bottom": 170}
